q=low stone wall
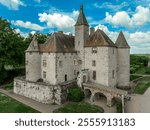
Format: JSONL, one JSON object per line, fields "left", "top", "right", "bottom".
{"left": 14, "top": 77, "right": 76, "bottom": 105}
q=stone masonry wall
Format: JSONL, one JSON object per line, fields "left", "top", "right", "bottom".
{"left": 14, "top": 77, "right": 74, "bottom": 105}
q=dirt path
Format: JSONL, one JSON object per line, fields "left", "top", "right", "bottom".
{"left": 125, "top": 87, "right": 150, "bottom": 113}
{"left": 0, "top": 88, "right": 62, "bottom": 113}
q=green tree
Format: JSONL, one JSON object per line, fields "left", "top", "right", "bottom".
{"left": 0, "top": 17, "right": 26, "bottom": 83}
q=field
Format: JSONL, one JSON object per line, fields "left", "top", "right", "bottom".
{"left": 0, "top": 93, "right": 39, "bottom": 113}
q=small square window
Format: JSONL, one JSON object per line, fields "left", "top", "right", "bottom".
{"left": 78, "top": 60, "right": 82, "bottom": 65}
{"left": 93, "top": 71, "right": 96, "bottom": 80}
{"left": 92, "top": 60, "right": 96, "bottom": 66}
{"left": 59, "top": 61, "right": 62, "bottom": 67}
{"left": 43, "top": 60, "right": 46, "bottom": 67}
{"left": 25, "top": 60, "right": 28, "bottom": 65}
{"left": 43, "top": 71, "right": 46, "bottom": 79}
{"left": 92, "top": 47, "right": 97, "bottom": 53}
{"left": 112, "top": 70, "right": 115, "bottom": 79}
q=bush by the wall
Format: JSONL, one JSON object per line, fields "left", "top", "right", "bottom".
{"left": 116, "top": 102, "right": 122, "bottom": 113}
{"left": 68, "top": 87, "right": 85, "bottom": 102}
{"left": 145, "top": 67, "right": 150, "bottom": 74}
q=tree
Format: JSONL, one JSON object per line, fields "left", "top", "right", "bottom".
{"left": 0, "top": 17, "right": 27, "bottom": 83}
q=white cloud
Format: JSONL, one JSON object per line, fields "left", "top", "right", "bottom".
{"left": 105, "top": 5, "right": 150, "bottom": 28}
{"left": 0, "top": 0, "right": 25, "bottom": 10}
{"left": 38, "top": 12, "right": 76, "bottom": 32}
{"left": 94, "top": 2, "right": 128, "bottom": 12}
{"left": 14, "top": 29, "right": 38, "bottom": 37}
{"left": 11, "top": 20, "right": 44, "bottom": 31}
{"left": 14, "top": 28, "right": 28, "bottom": 37}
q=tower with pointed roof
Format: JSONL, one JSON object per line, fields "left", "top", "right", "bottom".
{"left": 75, "top": 5, "right": 89, "bottom": 70}
{"left": 116, "top": 31, "right": 130, "bottom": 88}
{"left": 25, "top": 36, "right": 41, "bottom": 82}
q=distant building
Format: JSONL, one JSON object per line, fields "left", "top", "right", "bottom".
{"left": 14, "top": 5, "right": 130, "bottom": 105}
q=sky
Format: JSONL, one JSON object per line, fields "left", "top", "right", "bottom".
{"left": 0, "top": 0, "right": 150, "bottom": 54}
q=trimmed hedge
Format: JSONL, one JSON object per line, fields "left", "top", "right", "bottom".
{"left": 68, "top": 87, "right": 85, "bottom": 102}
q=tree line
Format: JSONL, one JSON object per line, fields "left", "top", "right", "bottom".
{"left": 0, "top": 17, "right": 49, "bottom": 84}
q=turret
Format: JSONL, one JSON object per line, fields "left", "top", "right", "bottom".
{"left": 116, "top": 31, "right": 130, "bottom": 89}
{"left": 75, "top": 5, "right": 89, "bottom": 69}
{"left": 25, "top": 36, "right": 41, "bottom": 82}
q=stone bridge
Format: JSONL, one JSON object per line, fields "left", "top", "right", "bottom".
{"left": 82, "top": 82, "right": 128, "bottom": 107}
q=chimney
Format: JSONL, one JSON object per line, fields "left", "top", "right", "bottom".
{"left": 90, "top": 28, "right": 95, "bottom": 36}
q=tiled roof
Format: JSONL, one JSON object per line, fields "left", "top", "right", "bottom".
{"left": 75, "top": 5, "right": 89, "bottom": 26}
{"left": 85, "top": 29, "right": 116, "bottom": 47}
{"left": 26, "top": 36, "right": 39, "bottom": 52}
{"left": 115, "top": 31, "right": 130, "bottom": 48}
{"left": 39, "top": 32, "right": 76, "bottom": 53}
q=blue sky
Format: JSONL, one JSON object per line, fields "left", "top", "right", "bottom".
{"left": 0, "top": 0, "right": 150, "bottom": 54}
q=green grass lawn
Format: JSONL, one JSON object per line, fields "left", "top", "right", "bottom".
{"left": 53, "top": 102, "right": 104, "bottom": 113}
{"left": 0, "top": 93, "right": 39, "bottom": 113}
{"left": 133, "top": 77, "right": 150, "bottom": 94}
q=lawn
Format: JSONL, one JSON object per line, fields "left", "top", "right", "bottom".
{"left": 0, "top": 93, "right": 39, "bottom": 113}
{"left": 133, "top": 77, "right": 150, "bottom": 94}
{"left": 53, "top": 102, "right": 104, "bottom": 113}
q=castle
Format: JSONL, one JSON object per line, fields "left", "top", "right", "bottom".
{"left": 14, "top": 5, "right": 130, "bottom": 105}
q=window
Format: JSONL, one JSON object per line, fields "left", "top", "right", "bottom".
{"left": 93, "top": 71, "right": 96, "bottom": 80}
{"left": 92, "top": 60, "right": 96, "bottom": 66}
{"left": 43, "top": 71, "right": 46, "bottom": 79}
{"left": 92, "top": 47, "right": 97, "bottom": 53}
{"left": 113, "top": 48, "right": 115, "bottom": 54}
{"left": 65, "top": 74, "right": 67, "bottom": 81}
{"left": 78, "top": 41, "right": 80, "bottom": 45}
{"left": 25, "top": 60, "right": 28, "bottom": 65}
{"left": 112, "top": 70, "right": 115, "bottom": 79}
{"left": 74, "top": 59, "right": 76, "bottom": 65}
{"left": 43, "top": 60, "right": 46, "bottom": 67}
{"left": 78, "top": 60, "right": 82, "bottom": 65}
{"left": 29, "top": 52, "right": 32, "bottom": 55}
{"left": 59, "top": 61, "right": 62, "bottom": 67}
{"left": 74, "top": 70, "right": 76, "bottom": 75}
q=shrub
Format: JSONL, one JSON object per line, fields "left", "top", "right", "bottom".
{"left": 116, "top": 102, "right": 122, "bottom": 113}
{"left": 68, "top": 87, "right": 84, "bottom": 102}
{"left": 145, "top": 67, "right": 150, "bottom": 74}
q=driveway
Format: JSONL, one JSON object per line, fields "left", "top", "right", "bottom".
{"left": 125, "top": 87, "right": 150, "bottom": 113}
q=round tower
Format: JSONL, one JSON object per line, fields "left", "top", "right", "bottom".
{"left": 25, "top": 36, "right": 41, "bottom": 82}
{"left": 116, "top": 31, "right": 130, "bottom": 89}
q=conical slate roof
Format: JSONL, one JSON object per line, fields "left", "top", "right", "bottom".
{"left": 26, "top": 36, "right": 39, "bottom": 52}
{"left": 75, "top": 5, "right": 89, "bottom": 26}
{"left": 115, "top": 31, "right": 130, "bottom": 48}
{"left": 39, "top": 32, "right": 75, "bottom": 53}
{"left": 85, "top": 29, "right": 116, "bottom": 47}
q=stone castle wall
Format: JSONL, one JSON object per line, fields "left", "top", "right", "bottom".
{"left": 14, "top": 77, "right": 76, "bottom": 105}
{"left": 116, "top": 48, "right": 130, "bottom": 88}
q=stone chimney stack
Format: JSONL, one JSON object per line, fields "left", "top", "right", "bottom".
{"left": 90, "top": 28, "right": 95, "bottom": 36}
